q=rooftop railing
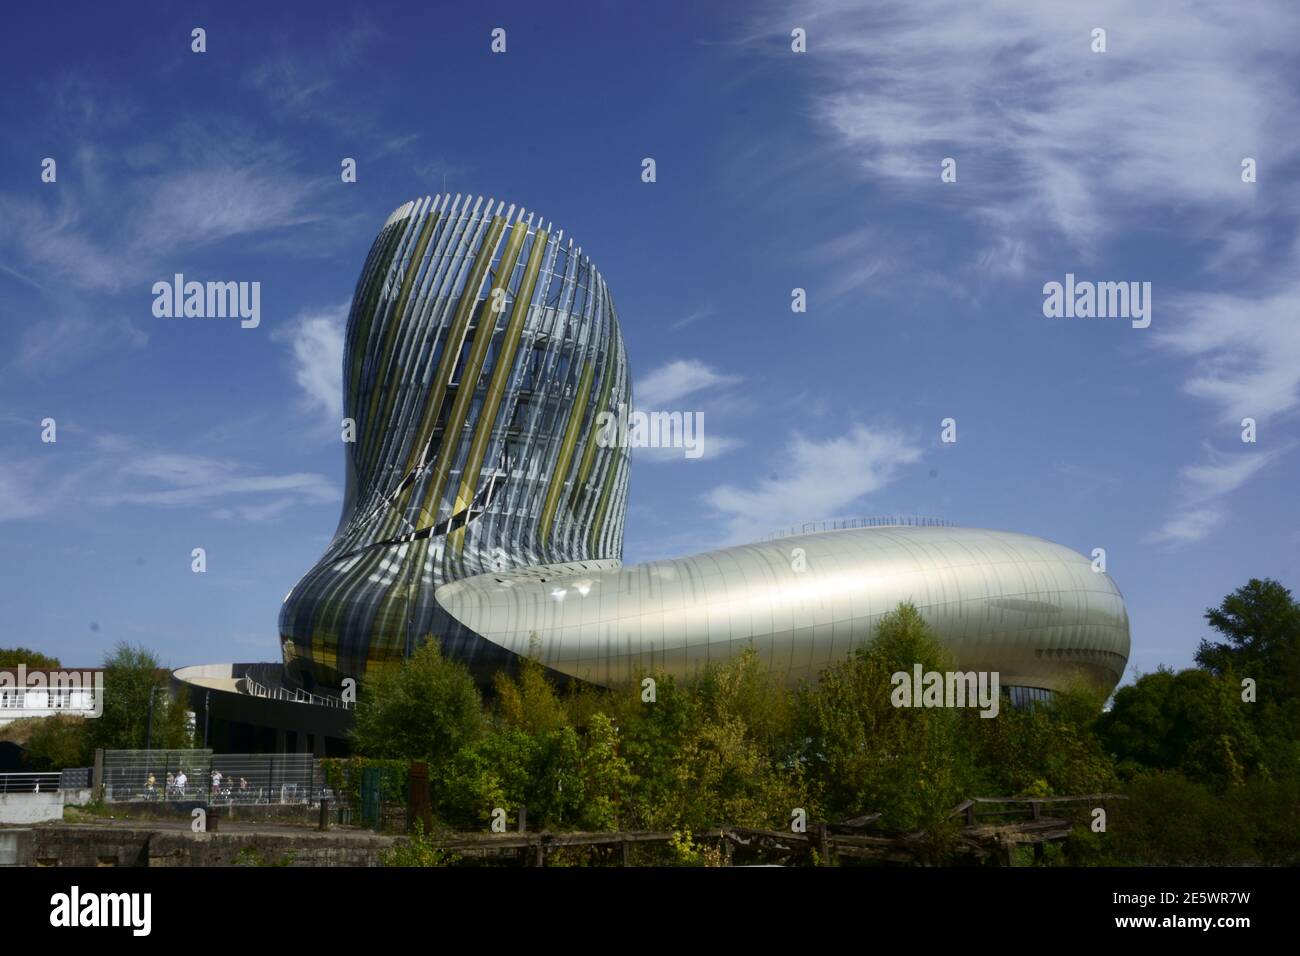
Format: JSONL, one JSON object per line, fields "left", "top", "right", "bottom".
{"left": 766, "top": 515, "right": 958, "bottom": 540}
{"left": 236, "top": 675, "right": 352, "bottom": 709}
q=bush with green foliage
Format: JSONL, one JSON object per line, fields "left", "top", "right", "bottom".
{"left": 351, "top": 641, "right": 484, "bottom": 762}
{"left": 967, "top": 681, "right": 1118, "bottom": 798}
{"left": 380, "top": 820, "right": 458, "bottom": 867}
{"left": 318, "top": 757, "right": 410, "bottom": 807}
{"left": 22, "top": 714, "right": 92, "bottom": 769}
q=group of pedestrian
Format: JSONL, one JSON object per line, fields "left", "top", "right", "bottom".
{"left": 210, "top": 770, "right": 251, "bottom": 801}
{"left": 139, "top": 768, "right": 252, "bottom": 801}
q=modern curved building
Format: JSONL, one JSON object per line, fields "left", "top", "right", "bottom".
{"left": 280, "top": 194, "right": 631, "bottom": 687}
{"left": 280, "top": 193, "right": 1131, "bottom": 701}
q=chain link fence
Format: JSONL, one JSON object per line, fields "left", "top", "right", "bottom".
{"left": 101, "top": 750, "right": 320, "bottom": 805}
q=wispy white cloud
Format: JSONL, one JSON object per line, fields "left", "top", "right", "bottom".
{"left": 1145, "top": 507, "right": 1224, "bottom": 545}
{"left": 809, "top": 227, "right": 900, "bottom": 300}
{"left": 1144, "top": 265, "right": 1300, "bottom": 544}
{"left": 0, "top": 101, "right": 343, "bottom": 303}
{"left": 1181, "top": 453, "right": 1276, "bottom": 502}
{"left": 0, "top": 440, "right": 337, "bottom": 525}
{"left": 0, "top": 194, "right": 125, "bottom": 292}
{"left": 1145, "top": 447, "right": 1282, "bottom": 546}
{"left": 126, "top": 165, "right": 323, "bottom": 256}
{"left": 671, "top": 306, "right": 715, "bottom": 331}
{"left": 636, "top": 359, "right": 742, "bottom": 409}
{"left": 787, "top": 0, "right": 1300, "bottom": 257}
{"left": 9, "top": 312, "right": 148, "bottom": 377}
{"left": 119, "top": 453, "right": 240, "bottom": 487}
{"left": 631, "top": 360, "right": 746, "bottom": 467}
{"left": 99, "top": 471, "right": 336, "bottom": 509}
{"left": 776, "top": 0, "right": 1300, "bottom": 548}
{"left": 706, "top": 424, "right": 922, "bottom": 543}
{"left": 240, "top": 16, "right": 392, "bottom": 140}
{"left": 273, "top": 302, "right": 349, "bottom": 424}
{"left": 101, "top": 450, "right": 336, "bottom": 509}
{"left": 1203, "top": 231, "right": 1268, "bottom": 276}
{"left": 1161, "top": 278, "right": 1300, "bottom": 426}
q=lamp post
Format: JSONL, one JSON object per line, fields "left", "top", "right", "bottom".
{"left": 145, "top": 685, "right": 163, "bottom": 751}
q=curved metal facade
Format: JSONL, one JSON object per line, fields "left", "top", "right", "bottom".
{"left": 433, "top": 526, "right": 1131, "bottom": 695}
{"left": 280, "top": 195, "right": 631, "bottom": 686}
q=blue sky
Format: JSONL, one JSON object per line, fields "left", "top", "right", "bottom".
{"left": 1, "top": 0, "right": 1296, "bottom": 681}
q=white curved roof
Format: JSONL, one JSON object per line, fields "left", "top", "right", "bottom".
{"left": 433, "top": 525, "right": 1130, "bottom": 692}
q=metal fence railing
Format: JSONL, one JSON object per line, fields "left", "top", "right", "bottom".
{"left": 767, "top": 515, "right": 958, "bottom": 540}
{"left": 208, "top": 753, "right": 318, "bottom": 806}
{"left": 100, "top": 750, "right": 321, "bottom": 805}
{"left": 0, "top": 772, "right": 62, "bottom": 793}
{"left": 236, "top": 675, "right": 352, "bottom": 709}
{"left": 102, "top": 749, "right": 212, "bottom": 803}
{"left": 0, "top": 769, "right": 91, "bottom": 792}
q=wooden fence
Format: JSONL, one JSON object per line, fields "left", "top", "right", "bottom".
{"left": 375, "top": 792, "right": 1126, "bottom": 866}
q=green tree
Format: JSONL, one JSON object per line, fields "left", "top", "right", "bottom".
{"left": 569, "top": 712, "right": 632, "bottom": 830}
{"left": 85, "top": 643, "right": 192, "bottom": 753}
{"left": 599, "top": 649, "right": 807, "bottom": 833}
{"left": 352, "top": 640, "right": 485, "bottom": 762}
{"left": 493, "top": 657, "right": 569, "bottom": 735}
{"left": 1100, "top": 667, "right": 1263, "bottom": 786}
{"left": 796, "top": 603, "right": 971, "bottom": 836}
{"left": 436, "top": 725, "right": 537, "bottom": 828}
{"left": 1195, "top": 578, "right": 1300, "bottom": 780}
{"left": 665, "top": 649, "right": 805, "bottom": 831}
{"left": 0, "top": 647, "right": 62, "bottom": 668}
{"left": 1195, "top": 578, "right": 1300, "bottom": 703}
{"left": 605, "top": 671, "right": 695, "bottom": 829}
{"left": 438, "top": 657, "right": 636, "bottom": 831}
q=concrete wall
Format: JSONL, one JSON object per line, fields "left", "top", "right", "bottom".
{"left": 0, "top": 829, "right": 32, "bottom": 865}
{"left": 0, "top": 791, "right": 64, "bottom": 824}
{"left": 86, "top": 800, "right": 321, "bottom": 825}
{"left": 15, "top": 826, "right": 396, "bottom": 867}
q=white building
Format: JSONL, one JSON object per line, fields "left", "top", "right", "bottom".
{"left": 0, "top": 669, "right": 103, "bottom": 726}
